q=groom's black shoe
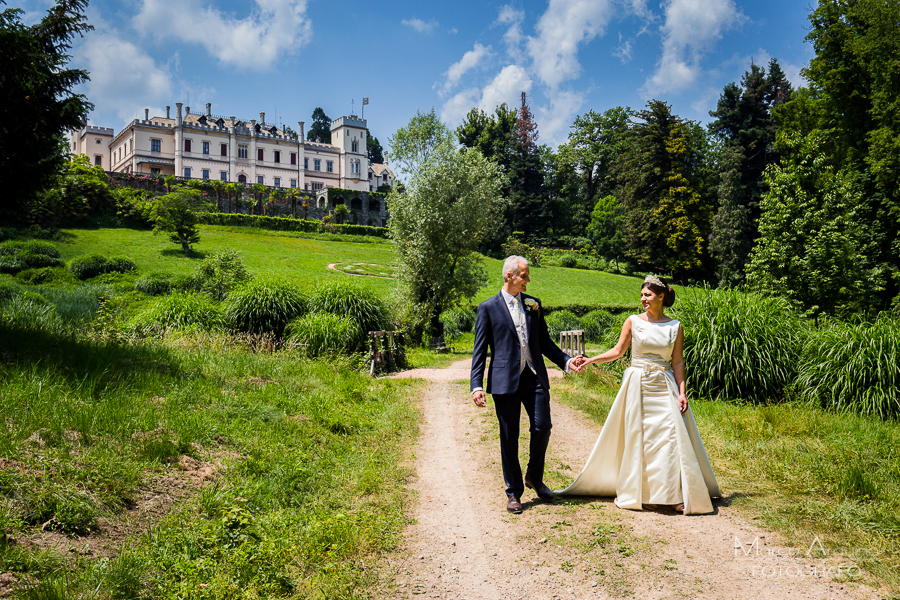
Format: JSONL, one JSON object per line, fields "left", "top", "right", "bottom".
{"left": 506, "top": 494, "right": 523, "bottom": 514}
{"left": 524, "top": 475, "right": 555, "bottom": 502}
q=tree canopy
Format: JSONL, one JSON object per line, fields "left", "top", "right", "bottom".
{"left": 306, "top": 107, "right": 331, "bottom": 143}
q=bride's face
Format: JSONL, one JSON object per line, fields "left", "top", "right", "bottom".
{"left": 640, "top": 286, "right": 662, "bottom": 311}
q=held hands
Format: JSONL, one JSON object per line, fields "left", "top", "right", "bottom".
{"left": 472, "top": 390, "right": 486, "bottom": 407}
{"left": 570, "top": 355, "right": 589, "bottom": 372}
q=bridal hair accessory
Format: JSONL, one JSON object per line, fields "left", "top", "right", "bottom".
{"left": 524, "top": 298, "right": 539, "bottom": 312}
{"left": 644, "top": 275, "right": 666, "bottom": 289}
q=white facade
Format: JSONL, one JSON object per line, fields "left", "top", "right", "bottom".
{"left": 74, "top": 103, "right": 389, "bottom": 195}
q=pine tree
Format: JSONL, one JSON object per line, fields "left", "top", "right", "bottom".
{"left": 306, "top": 107, "right": 331, "bottom": 143}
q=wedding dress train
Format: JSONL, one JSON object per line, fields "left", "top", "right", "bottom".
{"left": 557, "top": 315, "right": 720, "bottom": 515}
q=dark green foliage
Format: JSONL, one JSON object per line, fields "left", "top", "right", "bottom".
{"left": 16, "top": 268, "right": 57, "bottom": 285}
{"left": 0, "top": 241, "right": 62, "bottom": 273}
{"left": 579, "top": 309, "right": 615, "bottom": 343}
{"left": 0, "top": 0, "right": 93, "bottom": 219}
{"left": 134, "top": 272, "right": 180, "bottom": 296}
{"left": 41, "top": 286, "right": 102, "bottom": 323}
{"left": 544, "top": 310, "right": 580, "bottom": 340}
{"left": 285, "top": 313, "right": 359, "bottom": 356}
{"left": 798, "top": 316, "right": 900, "bottom": 419}
{"left": 197, "top": 212, "right": 388, "bottom": 238}
{"left": 440, "top": 306, "right": 476, "bottom": 339}
{"left": 224, "top": 279, "right": 308, "bottom": 336}
{"left": 150, "top": 187, "right": 213, "bottom": 253}
{"left": 672, "top": 287, "right": 803, "bottom": 402}
{"left": 366, "top": 128, "right": 384, "bottom": 164}
{"left": 190, "top": 249, "right": 252, "bottom": 300}
{"left": 68, "top": 254, "right": 136, "bottom": 280}
{"left": 307, "top": 279, "right": 392, "bottom": 349}
{"left": 126, "top": 292, "right": 224, "bottom": 337}
{"left": 306, "top": 107, "right": 331, "bottom": 143}
{"left": 559, "top": 255, "right": 577, "bottom": 268}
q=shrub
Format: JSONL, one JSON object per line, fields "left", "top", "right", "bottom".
{"left": 440, "top": 306, "right": 476, "bottom": 339}
{"left": 559, "top": 254, "right": 577, "bottom": 268}
{"left": 797, "top": 316, "right": 900, "bottom": 418}
{"left": 671, "top": 287, "right": 805, "bottom": 403}
{"left": 42, "top": 286, "right": 103, "bottom": 323}
{"left": 191, "top": 249, "right": 252, "bottom": 300}
{"left": 224, "top": 279, "right": 307, "bottom": 337}
{"left": 307, "top": 279, "right": 392, "bottom": 348}
{"left": 579, "top": 309, "right": 615, "bottom": 343}
{"left": 0, "top": 240, "right": 62, "bottom": 272}
{"left": 135, "top": 271, "right": 179, "bottom": 296}
{"left": 0, "top": 281, "right": 19, "bottom": 301}
{"left": 545, "top": 309, "right": 581, "bottom": 341}
{"left": 0, "top": 255, "right": 26, "bottom": 274}
{"left": 285, "top": 312, "right": 359, "bottom": 356}
{"left": 126, "top": 292, "right": 224, "bottom": 337}
{"left": 21, "top": 240, "right": 61, "bottom": 259}
{"left": 69, "top": 254, "right": 136, "bottom": 280}
{"left": 15, "top": 267, "right": 57, "bottom": 285}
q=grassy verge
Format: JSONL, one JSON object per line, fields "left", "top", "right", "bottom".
{"left": 554, "top": 366, "right": 900, "bottom": 595}
{"left": 0, "top": 324, "right": 420, "bottom": 598}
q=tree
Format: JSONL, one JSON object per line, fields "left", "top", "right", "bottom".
{"left": 746, "top": 132, "right": 880, "bottom": 319}
{"left": 586, "top": 195, "right": 624, "bottom": 270}
{"left": 0, "top": 0, "right": 93, "bottom": 219}
{"left": 515, "top": 92, "right": 538, "bottom": 153}
{"left": 150, "top": 187, "right": 213, "bottom": 254}
{"left": 333, "top": 203, "right": 348, "bottom": 224}
{"left": 388, "top": 113, "right": 507, "bottom": 339}
{"left": 366, "top": 128, "right": 385, "bottom": 164}
{"left": 306, "top": 107, "right": 331, "bottom": 143}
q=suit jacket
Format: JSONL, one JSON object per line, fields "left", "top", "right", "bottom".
{"left": 470, "top": 292, "right": 571, "bottom": 395}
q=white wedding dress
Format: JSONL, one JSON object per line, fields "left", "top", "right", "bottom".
{"left": 557, "top": 315, "right": 720, "bottom": 515}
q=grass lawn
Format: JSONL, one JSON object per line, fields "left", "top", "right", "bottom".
{"left": 57, "top": 225, "right": 646, "bottom": 308}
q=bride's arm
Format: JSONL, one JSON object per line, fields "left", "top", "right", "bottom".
{"left": 672, "top": 324, "right": 688, "bottom": 413}
{"left": 584, "top": 317, "right": 632, "bottom": 366}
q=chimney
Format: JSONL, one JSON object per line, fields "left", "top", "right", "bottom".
{"left": 144, "top": 108, "right": 149, "bottom": 120}
{"left": 206, "top": 103, "right": 211, "bottom": 117}
{"left": 176, "top": 102, "right": 183, "bottom": 126}
{"left": 299, "top": 121, "right": 305, "bottom": 139}
{"left": 166, "top": 105, "right": 170, "bottom": 119}
{"left": 260, "top": 112, "right": 265, "bottom": 125}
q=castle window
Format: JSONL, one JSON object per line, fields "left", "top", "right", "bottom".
{"left": 314, "top": 159, "right": 321, "bottom": 171}
{"left": 274, "top": 150, "right": 281, "bottom": 163}
{"left": 326, "top": 161, "right": 333, "bottom": 173}
{"left": 238, "top": 144, "right": 248, "bottom": 159}
{"left": 184, "top": 139, "right": 191, "bottom": 152}
{"left": 290, "top": 152, "right": 297, "bottom": 165}
{"left": 258, "top": 175, "right": 264, "bottom": 184}
{"left": 290, "top": 179, "right": 297, "bottom": 188}
{"left": 258, "top": 148, "right": 264, "bottom": 161}
{"left": 220, "top": 171, "right": 227, "bottom": 181}
{"left": 202, "top": 141, "right": 209, "bottom": 154}
{"left": 274, "top": 177, "right": 281, "bottom": 187}
{"left": 151, "top": 139, "right": 161, "bottom": 152}
{"left": 304, "top": 157, "right": 309, "bottom": 169}
{"left": 221, "top": 143, "right": 228, "bottom": 156}
{"left": 94, "top": 155, "right": 102, "bottom": 166}
{"left": 352, "top": 139, "right": 358, "bottom": 153}
{"left": 202, "top": 169, "right": 209, "bottom": 180}
{"left": 184, "top": 167, "right": 191, "bottom": 178}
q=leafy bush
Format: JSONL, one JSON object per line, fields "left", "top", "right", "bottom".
{"left": 440, "top": 306, "right": 476, "bottom": 339}
{"left": 69, "top": 254, "right": 136, "bottom": 280}
{"left": 224, "top": 279, "right": 307, "bottom": 337}
{"left": 559, "top": 254, "right": 577, "bottom": 268}
{"left": 285, "top": 312, "right": 359, "bottom": 356}
{"left": 197, "top": 212, "right": 388, "bottom": 238}
{"left": 545, "top": 309, "right": 581, "bottom": 341}
{"left": 798, "top": 316, "right": 900, "bottom": 418}
{"left": 135, "top": 271, "right": 181, "bottom": 296}
{"left": 0, "top": 255, "right": 26, "bottom": 274}
{"left": 579, "top": 309, "right": 615, "bottom": 342}
{"left": 671, "top": 287, "right": 805, "bottom": 403}
{"left": 190, "top": 250, "right": 252, "bottom": 300}
{"left": 501, "top": 237, "right": 542, "bottom": 267}
{"left": 307, "top": 279, "right": 392, "bottom": 349}
{"left": 126, "top": 292, "right": 224, "bottom": 337}
{"left": 15, "top": 267, "right": 57, "bottom": 285}
{"left": 0, "top": 281, "right": 19, "bottom": 301}
{"left": 0, "top": 240, "right": 62, "bottom": 272}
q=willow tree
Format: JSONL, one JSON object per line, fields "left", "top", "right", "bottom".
{"left": 388, "top": 110, "right": 507, "bottom": 339}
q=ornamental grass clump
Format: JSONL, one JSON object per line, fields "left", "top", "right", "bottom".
{"left": 440, "top": 306, "right": 475, "bottom": 339}
{"left": 580, "top": 309, "right": 615, "bottom": 343}
{"left": 545, "top": 310, "right": 581, "bottom": 340}
{"left": 285, "top": 313, "right": 359, "bottom": 356}
{"left": 307, "top": 279, "right": 391, "bottom": 349}
{"left": 798, "top": 315, "right": 900, "bottom": 419}
{"left": 671, "top": 287, "right": 805, "bottom": 403}
{"left": 126, "top": 292, "right": 224, "bottom": 337}
{"left": 0, "top": 240, "right": 62, "bottom": 273}
{"left": 134, "top": 271, "right": 183, "bottom": 296}
{"left": 224, "top": 279, "right": 307, "bottom": 337}
{"left": 68, "top": 254, "right": 136, "bottom": 280}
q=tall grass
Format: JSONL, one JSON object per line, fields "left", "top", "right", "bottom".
{"left": 125, "top": 292, "right": 224, "bottom": 337}
{"left": 223, "top": 278, "right": 307, "bottom": 336}
{"left": 798, "top": 315, "right": 900, "bottom": 418}
{"left": 545, "top": 309, "right": 580, "bottom": 340}
{"left": 285, "top": 312, "right": 359, "bottom": 356}
{"left": 440, "top": 306, "right": 475, "bottom": 339}
{"left": 307, "top": 278, "right": 392, "bottom": 349}
{"left": 672, "top": 287, "right": 804, "bottom": 403}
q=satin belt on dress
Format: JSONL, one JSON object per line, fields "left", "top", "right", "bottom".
{"left": 630, "top": 357, "right": 672, "bottom": 375}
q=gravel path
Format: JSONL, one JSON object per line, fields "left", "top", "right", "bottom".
{"left": 379, "top": 359, "right": 883, "bottom": 600}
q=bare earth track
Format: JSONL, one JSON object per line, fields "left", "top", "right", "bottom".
{"left": 381, "top": 360, "right": 885, "bottom": 600}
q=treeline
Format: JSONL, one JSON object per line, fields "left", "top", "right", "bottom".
{"left": 465, "top": 0, "right": 898, "bottom": 319}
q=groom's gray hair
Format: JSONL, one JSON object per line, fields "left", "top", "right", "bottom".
{"left": 502, "top": 255, "right": 528, "bottom": 280}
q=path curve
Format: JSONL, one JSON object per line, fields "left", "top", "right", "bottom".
{"left": 380, "top": 359, "right": 883, "bottom": 600}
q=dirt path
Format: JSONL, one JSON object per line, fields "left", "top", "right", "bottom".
{"left": 380, "top": 360, "right": 884, "bottom": 600}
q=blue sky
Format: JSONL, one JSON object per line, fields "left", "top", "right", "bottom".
{"left": 21, "top": 0, "right": 815, "bottom": 152}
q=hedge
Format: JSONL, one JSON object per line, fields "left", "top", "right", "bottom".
{"left": 197, "top": 213, "right": 388, "bottom": 238}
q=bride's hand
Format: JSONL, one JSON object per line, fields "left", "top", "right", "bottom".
{"left": 678, "top": 393, "right": 688, "bottom": 414}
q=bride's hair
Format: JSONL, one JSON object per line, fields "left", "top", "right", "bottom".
{"left": 642, "top": 276, "right": 676, "bottom": 308}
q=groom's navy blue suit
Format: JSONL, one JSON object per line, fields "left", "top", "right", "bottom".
{"left": 471, "top": 292, "right": 572, "bottom": 498}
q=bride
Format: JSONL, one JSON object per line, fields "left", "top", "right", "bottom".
{"left": 559, "top": 276, "right": 719, "bottom": 514}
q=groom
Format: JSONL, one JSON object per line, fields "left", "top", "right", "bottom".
{"left": 471, "top": 256, "right": 583, "bottom": 513}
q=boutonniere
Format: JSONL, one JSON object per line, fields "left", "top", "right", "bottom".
{"left": 523, "top": 298, "right": 539, "bottom": 312}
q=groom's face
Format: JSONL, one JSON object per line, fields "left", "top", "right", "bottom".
{"left": 505, "top": 262, "right": 530, "bottom": 296}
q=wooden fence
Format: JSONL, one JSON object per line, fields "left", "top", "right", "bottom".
{"left": 559, "top": 329, "right": 585, "bottom": 357}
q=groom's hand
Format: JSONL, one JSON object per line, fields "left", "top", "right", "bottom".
{"left": 472, "top": 390, "right": 486, "bottom": 407}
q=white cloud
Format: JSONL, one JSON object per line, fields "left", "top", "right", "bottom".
{"left": 526, "top": 0, "right": 616, "bottom": 91}
{"left": 440, "top": 88, "right": 480, "bottom": 125}
{"left": 613, "top": 34, "right": 633, "bottom": 63}
{"left": 478, "top": 65, "right": 532, "bottom": 113}
{"left": 134, "top": 0, "right": 311, "bottom": 70}
{"left": 495, "top": 5, "right": 525, "bottom": 56}
{"left": 536, "top": 89, "right": 586, "bottom": 147}
{"left": 401, "top": 18, "right": 438, "bottom": 33}
{"left": 643, "top": 0, "right": 745, "bottom": 96}
{"left": 448, "top": 27, "right": 458, "bottom": 35}
{"left": 782, "top": 61, "right": 807, "bottom": 89}
{"left": 74, "top": 31, "right": 174, "bottom": 124}
{"left": 440, "top": 43, "right": 494, "bottom": 95}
